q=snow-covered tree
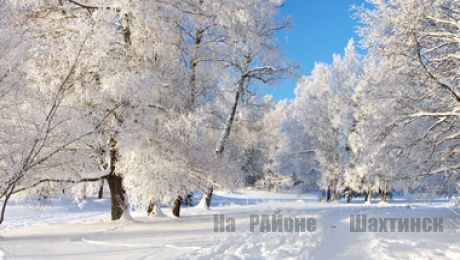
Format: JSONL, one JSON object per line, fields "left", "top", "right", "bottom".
{"left": 0, "top": 0, "right": 111, "bottom": 223}
{"left": 1, "top": 0, "right": 199, "bottom": 221}
{"left": 214, "top": 0, "right": 292, "bottom": 154}
{"left": 274, "top": 40, "right": 361, "bottom": 200}
{"left": 356, "top": 0, "right": 459, "bottom": 196}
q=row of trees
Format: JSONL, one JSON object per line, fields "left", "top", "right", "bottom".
{"left": 0, "top": 0, "right": 290, "bottom": 224}
{"left": 265, "top": 0, "right": 459, "bottom": 202}
{"left": 0, "top": 0, "right": 458, "bottom": 224}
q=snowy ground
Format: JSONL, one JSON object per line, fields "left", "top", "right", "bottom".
{"left": 0, "top": 191, "right": 459, "bottom": 259}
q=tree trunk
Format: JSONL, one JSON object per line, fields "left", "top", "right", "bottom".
{"left": 188, "top": 30, "right": 202, "bottom": 111}
{"left": 184, "top": 192, "right": 193, "bottom": 206}
{"left": 332, "top": 188, "right": 338, "bottom": 201}
{"left": 147, "top": 200, "right": 155, "bottom": 216}
{"left": 122, "top": 13, "right": 132, "bottom": 46}
{"left": 172, "top": 195, "right": 183, "bottom": 217}
{"left": 331, "top": 177, "right": 338, "bottom": 201}
{"left": 98, "top": 179, "right": 104, "bottom": 199}
{"left": 107, "top": 135, "right": 127, "bottom": 221}
{"left": 82, "top": 183, "right": 87, "bottom": 200}
{"left": 205, "top": 186, "right": 213, "bottom": 208}
{"left": 366, "top": 188, "right": 373, "bottom": 203}
{"left": 215, "top": 77, "right": 247, "bottom": 154}
{"left": 0, "top": 185, "right": 15, "bottom": 225}
{"left": 381, "top": 180, "right": 388, "bottom": 202}
{"left": 107, "top": 174, "right": 126, "bottom": 220}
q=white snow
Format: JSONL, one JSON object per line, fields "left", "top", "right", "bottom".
{"left": 152, "top": 204, "right": 166, "bottom": 218}
{"left": 0, "top": 191, "right": 459, "bottom": 259}
{"left": 196, "top": 196, "right": 210, "bottom": 210}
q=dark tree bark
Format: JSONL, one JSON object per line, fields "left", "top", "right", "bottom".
{"left": 344, "top": 187, "right": 352, "bottom": 203}
{"left": 82, "top": 183, "right": 87, "bottom": 200}
{"left": 172, "top": 195, "right": 183, "bottom": 217}
{"left": 0, "top": 185, "right": 15, "bottom": 225}
{"left": 187, "top": 29, "right": 202, "bottom": 110}
{"left": 107, "top": 174, "right": 126, "bottom": 220}
{"left": 107, "top": 135, "right": 127, "bottom": 220}
{"left": 205, "top": 186, "right": 213, "bottom": 208}
{"left": 147, "top": 200, "right": 155, "bottom": 216}
{"left": 183, "top": 192, "right": 193, "bottom": 206}
{"left": 122, "top": 13, "right": 132, "bottom": 46}
{"left": 215, "top": 77, "right": 247, "bottom": 154}
{"left": 380, "top": 180, "right": 388, "bottom": 202}
{"left": 97, "top": 179, "right": 104, "bottom": 199}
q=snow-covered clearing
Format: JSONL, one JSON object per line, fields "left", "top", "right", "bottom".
{"left": 0, "top": 191, "right": 459, "bottom": 260}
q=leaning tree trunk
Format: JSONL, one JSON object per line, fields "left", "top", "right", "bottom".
{"left": 0, "top": 184, "right": 15, "bottom": 225}
{"left": 107, "top": 135, "right": 127, "bottom": 220}
{"left": 205, "top": 186, "right": 213, "bottom": 208}
{"left": 172, "top": 195, "right": 183, "bottom": 217}
{"left": 215, "top": 77, "right": 247, "bottom": 154}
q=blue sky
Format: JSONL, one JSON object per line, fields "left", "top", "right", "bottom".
{"left": 261, "top": 0, "right": 367, "bottom": 100}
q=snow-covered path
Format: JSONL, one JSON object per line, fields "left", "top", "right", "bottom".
{"left": 309, "top": 204, "right": 460, "bottom": 259}
{"left": 0, "top": 192, "right": 459, "bottom": 259}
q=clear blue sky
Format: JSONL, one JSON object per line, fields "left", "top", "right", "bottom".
{"left": 261, "top": 0, "right": 367, "bottom": 100}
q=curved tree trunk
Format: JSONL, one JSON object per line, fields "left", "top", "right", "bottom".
{"left": 0, "top": 184, "right": 15, "bottom": 225}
